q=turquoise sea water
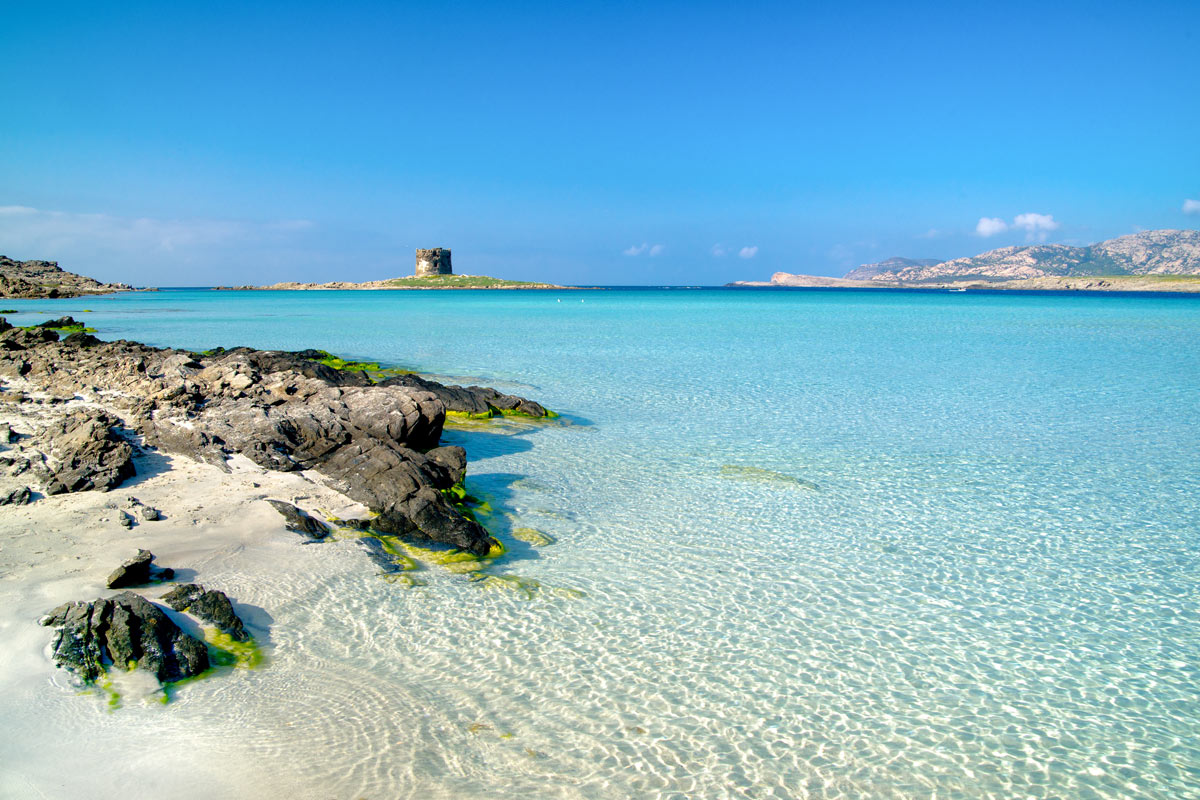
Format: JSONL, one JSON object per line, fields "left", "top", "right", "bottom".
{"left": 5, "top": 288, "right": 1200, "bottom": 798}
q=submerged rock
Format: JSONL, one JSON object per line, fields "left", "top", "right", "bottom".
{"left": 106, "top": 549, "right": 174, "bottom": 588}
{"left": 266, "top": 500, "right": 329, "bottom": 540}
{"left": 161, "top": 583, "right": 249, "bottom": 642}
{"left": 41, "top": 591, "right": 209, "bottom": 683}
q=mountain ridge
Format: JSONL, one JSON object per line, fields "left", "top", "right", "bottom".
{"left": 844, "top": 229, "right": 1200, "bottom": 282}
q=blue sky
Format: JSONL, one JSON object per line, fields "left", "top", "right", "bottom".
{"left": 2, "top": 0, "right": 1198, "bottom": 286}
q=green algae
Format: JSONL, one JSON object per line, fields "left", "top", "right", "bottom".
{"left": 22, "top": 323, "right": 97, "bottom": 334}
{"left": 445, "top": 407, "right": 560, "bottom": 422}
{"left": 719, "top": 464, "right": 819, "bottom": 490}
{"left": 205, "top": 629, "right": 265, "bottom": 670}
{"left": 511, "top": 527, "right": 555, "bottom": 547}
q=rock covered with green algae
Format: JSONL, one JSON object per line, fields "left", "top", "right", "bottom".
{"left": 379, "top": 373, "right": 550, "bottom": 418}
{"left": 41, "top": 591, "right": 209, "bottom": 684}
{"left": 161, "top": 584, "right": 250, "bottom": 643}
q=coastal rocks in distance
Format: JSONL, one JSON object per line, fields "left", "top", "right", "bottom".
{"left": 106, "top": 549, "right": 175, "bottom": 588}
{"left": 266, "top": 500, "right": 329, "bottom": 541}
{"left": 0, "top": 255, "right": 132, "bottom": 299}
{"left": 162, "top": 584, "right": 249, "bottom": 642}
{"left": 38, "top": 408, "right": 135, "bottom": 494}
{"left": 379, "top": 373, "right": 549, "bottom": 418}
{"left": 41, "top": 591, "right": 209, "bottom": 684}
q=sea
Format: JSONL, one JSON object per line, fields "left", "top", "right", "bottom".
{"left": 2, "top": 287, "right": 1198, "bottom": 799}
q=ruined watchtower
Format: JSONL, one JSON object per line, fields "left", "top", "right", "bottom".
{"left": 415, "top": 248, "right": 453, "bottom": 277}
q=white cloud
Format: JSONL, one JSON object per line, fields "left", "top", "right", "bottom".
{"left": 1184, "top": 199, "right": 1200, "bottom": 215}
{"left": 623, "top": 243, "right": 662, "bottom": 257}
{"left": 711, "top": 244, "right": 728, "bottom": 257}
{"left": 975, "top": 217, "right": 1009, "bottom": 237}
{"left": 1012, "top": 213, "right": 1060, "bottom": 238}
{"left": 917, "top": 228, "right": 942, "bottom": 239}
{"left": 738, "top": 246, "right": 758, "bottom": 259}
{"left": 0, "top": 205, "right": 313, "bottom": 256}
{"left": 975, "top": 212, "right": 1061, "bottom": 241}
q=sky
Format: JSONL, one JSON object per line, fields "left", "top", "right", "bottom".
{"left": 2, "top": 0, "right": 1198, "bottom": 286}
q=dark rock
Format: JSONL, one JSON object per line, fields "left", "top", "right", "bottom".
{"left": 266, "top": 500, "right": 329, "bottom": 540}
{"left": 117, "top": 510, "right": 134, "bottom": 528}
{"left": 0, "top": 332, "right": 543, "bottom": 554}
{"left": 161, "top": 583, "right": 249, "bottom": 642}
{"left": 106, "top": 549, "right": 174, "bottom": 588}
{"left": 0, "top": 485, "right": 31, "bottom": 505}
{"left": 63, "top": 332, "right": 101, "bottom": 347}
{"left": 39, "top": 408, "right": 135, "bottom": 494}
{"left": 0, "top": 421, "right": 12, "bottom": 442}
{"left": 0, "top": 317, "right": 10, "bottom": 333}
{"left": 42, "top": 592, "right": 208, "bottom": 683}
{"left": 139, "top": 505, "right": 161, "bottom": 521}
{"left": 38, "top": 316, "right": 79, "bottom": 329}
{"left": 379, "top": 373, "right": 548, "bottom": 418}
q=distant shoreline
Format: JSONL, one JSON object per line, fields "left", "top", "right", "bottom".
{"left": 727, "top": 274, "right": 1200, "bottom": 293}
{"left": 213, "top": 274, "right": 583, "bottom": 291}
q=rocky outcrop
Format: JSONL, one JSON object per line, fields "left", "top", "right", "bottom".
{"left": 106, "top": 549, "right": 174, "bottom": 588}
{"left": 0, "top": 322, "right": 531, "bottom": 554}
{"left": 41, "top": 592, "right": 209, "bottom": 683}
{"left": 161, "top": 584, "right": 249, "bottom": 642}
{"left": 379, "top": 374, "right": 549, "bottom": 418}
{"left": 0, "top": 255, "right": 132, "bottom": 298}
{"left": 38, "top": 408, "right": 135, "bottom": 494}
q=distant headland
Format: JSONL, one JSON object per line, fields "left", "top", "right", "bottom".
{"left": 216, "top": 246, "right": 571, "bottom": 291}
{"left": 0, "top": 255, "right": 133, "bottom": 298}
{"left": 729, "top": 229, "right": 1200, "bottom": 292}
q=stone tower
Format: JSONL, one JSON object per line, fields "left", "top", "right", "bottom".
{"left": 415, "top": 248, "right": 453, "bottom": 277}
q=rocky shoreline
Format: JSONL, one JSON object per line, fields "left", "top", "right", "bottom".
{"left": 0, "top": 255, "right": 133, "bottom": 298}
{"left": 0, "top": 316, "right": 555, "bottom": 693}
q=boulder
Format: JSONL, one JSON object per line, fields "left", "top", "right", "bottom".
{"left": 161, "top": 584, "right": 249, "bottom": 642}
{"left": 41, "top": 591, "right": 209, "bottom": 683}
{"left": 106, "top": 549, "right": 174, "bottom": 588}
{"left": 39, "top": 408, "right": 135, "bottom": 494}
{"left": 0, "top": 485, "right": 31, "bottom": 505}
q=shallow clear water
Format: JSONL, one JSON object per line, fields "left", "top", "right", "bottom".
{"left": 4, "top": 288, "right": 1200, "bottom": 798}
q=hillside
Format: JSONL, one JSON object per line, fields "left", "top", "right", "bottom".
{"left": 844, "top": 229, "right": 1200, "bottom": 283}
{"left": 0, "top": 256, "right": 132, "bottom": 298}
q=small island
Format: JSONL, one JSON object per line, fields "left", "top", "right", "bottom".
{"left": 218, "top": 247, "right": 571, "bottom": 291}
